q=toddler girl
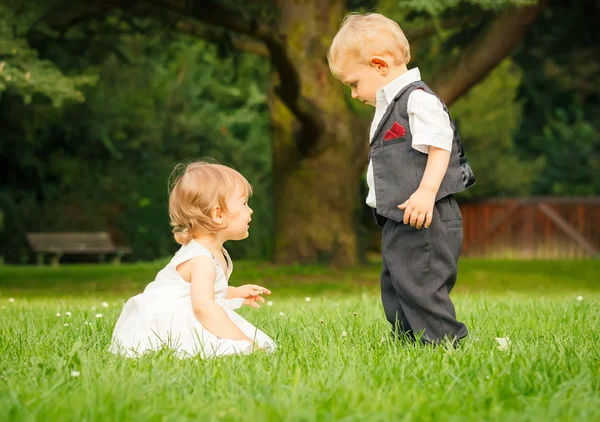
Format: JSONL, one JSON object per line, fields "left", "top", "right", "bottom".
{"left": 109, "top": 161, "right": 276, "bottom": 358}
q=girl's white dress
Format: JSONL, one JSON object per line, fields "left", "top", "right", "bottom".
{"left": 109, "top": 240, "right": 276, "bottom": 358}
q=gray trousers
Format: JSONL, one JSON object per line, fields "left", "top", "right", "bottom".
{"left": 375, "top": 195, "right": 468, "bottom": 344}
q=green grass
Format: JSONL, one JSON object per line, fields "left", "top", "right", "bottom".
{"left": 1, "top": 259, "right": 600, "bottom": 421}
{"left": 1, "top": 259, "right": 599, "bottom": 297}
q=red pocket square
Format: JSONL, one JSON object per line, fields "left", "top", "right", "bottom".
{"left": 383, "top": 121, "right": 406, "bottom": 140}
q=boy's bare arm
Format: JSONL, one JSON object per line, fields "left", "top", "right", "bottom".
{"left": 420, "top": 147, "right": 451, "bottom": 194}
{"left": 398, "top": 147, "right": 451, "bottom": 229}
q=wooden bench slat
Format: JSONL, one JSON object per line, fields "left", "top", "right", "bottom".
{"left": 26, "top": 232, "right": 129, "bottom": 254}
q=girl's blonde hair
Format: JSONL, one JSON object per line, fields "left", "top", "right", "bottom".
{"left": 328, "top": 13, "right": 411, "bottom": 79}
{"left": 168, "top": 160, "right": 252, "bottom": 245}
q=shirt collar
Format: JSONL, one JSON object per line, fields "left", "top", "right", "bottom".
{"left": 377, "top": 67, "right": 422, "bottom": 104}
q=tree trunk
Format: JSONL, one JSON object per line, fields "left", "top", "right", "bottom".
{"left": 269, "top": 0, "right": 360, "bottom": 266}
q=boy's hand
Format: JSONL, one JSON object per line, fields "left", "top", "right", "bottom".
{"left": 398, "top": 187, "right": 436, "bottom": 229}
{"left": 235, "top": 284, "right": 271, "bottom": 308}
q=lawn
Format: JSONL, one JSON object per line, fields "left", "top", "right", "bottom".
{"left": 1, "top": 259, "right": 599, "bottom": 421}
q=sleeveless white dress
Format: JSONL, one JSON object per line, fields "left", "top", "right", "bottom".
{"left": 109, "top": 240, "right": 276, "bottom": 358}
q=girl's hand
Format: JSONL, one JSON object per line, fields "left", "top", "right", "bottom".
{"left": 236, "top": 284, "right": 271, "bottom": 298}
{"left": 243, "top": 295, "right": 265, "bottom": 308}
{"left": 235, "top": 284, "right": 271, "bottom": 308}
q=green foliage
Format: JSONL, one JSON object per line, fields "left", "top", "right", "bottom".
{"left": 451, "top": 59, "right": 542, "bottom": 199}
{"left": 531, "top": 108, "right": 600, "bottom": 195}
{"left": 513, "top": 0, "right": 600, "bottom": 195}
{"left": 392, "top": 0, "right": 536, "bottom": 15}
{"left": 0, "top": 14, "right": 272, "bottom": 263}
{"left": 0, "top": 192, "right": 28, "bottom": 264}
{"left": 0, "top": 2, "right": 97, "bottom": 106}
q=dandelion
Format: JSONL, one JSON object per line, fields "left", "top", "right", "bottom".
{"left": 495, "top": 337, "right": 510, "bottom": 351}
{"left": 84, "top": 322, "right": 90, "bottom": 325}
{"left": 320, "top": 319, "right": 324, "bottom": 324}
{"left": 353, "top": 312, "right": 357, "bottom": 316}
{"left": 56, "top": 313, "right": 61, "bottom": 317}
{"left": 101, "top": 302, "right": 109, "bottom": 308}
{"left": 8, "top": 298, "right": 14, "bottom": 303}
{"left": 279, "top": 312, "right": 286, "bottom": 317}
{"left": 267, "top": 301, "right": 273, "bottom": 307}
{"left": 342, "top": 331, "right": 348, "bottom": 337}
{"left": 64, "top": 323, "right": 69, "bottom": 327}
{"left": 95, "top": 313, "right": 103, "bottom": 318}
{"left": 66, "top": 312, "right": 72, "bottom": 317}
{"left": 71, "top": 370, "right": 80, "bottom": 377}
{"left": 577, "top": 296, "right": 583, "bottom": 301}
{"left": 305, "top": 297, "right": 311, "bottom": 302}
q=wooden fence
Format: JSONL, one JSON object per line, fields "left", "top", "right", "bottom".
{"left": 460, "top": 197, "right": 600, "bottom": 259}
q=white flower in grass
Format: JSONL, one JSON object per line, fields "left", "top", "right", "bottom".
{"left": 101, "top": 302, "right": 109, "bottom": 308}
{"left": 56, "top": 313, "right": 61, "bottom": 317}
{"left": 342, "top": 331, "right": 348, "bottom": 337}
{"left": 305, "top": 297, "right": 311, "bottom": 303}
{"left": 64, "top": 323, "right": 69, "bottom": 327}
{"left": 320, "top": 319, "right": 324, "bottom": 324}
{"left": 95, "top": 313, "right": 103, "bottom": 318}
{"left": 279, "top": 312, "right": 286, "bottom": 317}
{"left": 70, "top": 370, "right": 80, "bottom": 377}
{"left": 267, "top": 301, "right": 273, "bottom": 307}
{"left": 66, "top": 312, "right": 72, "bottom": 317}
{"left": 84, "top": 321, "right": 90, "bottom": 325}
{"left": 495, "top": 337, "right": 510, "bottom": 351}
{"left": 8, "top": 298, "right": 14, "bottom": 303}
{"left": 576, "top": 296, "right": 583, "bottom": 301}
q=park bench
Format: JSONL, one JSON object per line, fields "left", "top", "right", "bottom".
{"left": 26, "top": 232, "right": 131, "bottom": 266}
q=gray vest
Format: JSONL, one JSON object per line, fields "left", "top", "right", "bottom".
{"left": 369, "top": 81, "right": 475, "bottom": 222}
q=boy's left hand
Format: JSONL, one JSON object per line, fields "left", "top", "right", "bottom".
{"left": 398, "top": 187, "right": 436, "bottom": 229}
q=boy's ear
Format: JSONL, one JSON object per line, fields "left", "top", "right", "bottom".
{"left": 369, "top": 56, "right": 390, "bottom": 75}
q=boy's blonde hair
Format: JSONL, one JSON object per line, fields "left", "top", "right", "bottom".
{"left": 328, "top": 13, "right": 411, "bottom": 79}
{"left": 168, "top": 160, "right": 252, "bottom": 245}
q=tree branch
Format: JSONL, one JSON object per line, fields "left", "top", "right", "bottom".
{"left": 404, "top": 15, "right": 482, "bottom": 42}
{"left": 430, "top": 1, "right": 545, "bottom": 106}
